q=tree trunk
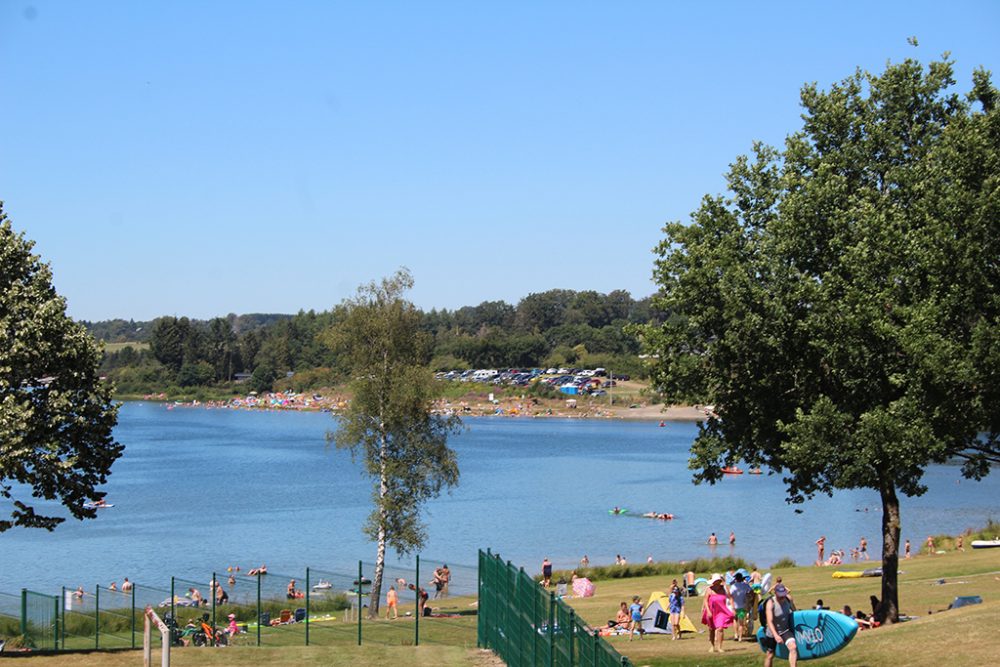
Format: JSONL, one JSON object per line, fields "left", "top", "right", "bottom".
{"left": 878, "top": 479, "right": 901, "bottom": 624}
{"left": 368, "top": 436, "right": 388, "bottom": 619}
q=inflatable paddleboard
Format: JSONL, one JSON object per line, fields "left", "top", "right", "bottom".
{"left": 756, "top": 609, "right": 858, "bottom": 661}
{"left": 971, "top": 539, "right": 1000, "bottom": 549}
{"left": 83, "top": 502, "right": 114, "bottom": 509}
{"left": 608, "top": 508, "right": 629, "bottom": 515}
{"left": 693, "top": 578, "right": 709, "bottom": 595}
{"left": 760, "top": 572, "right": 773, "bottom": 593}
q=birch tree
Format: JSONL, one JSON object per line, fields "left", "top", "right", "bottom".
{"left": 327, "top": 269, "right": 460, "bottom": 617}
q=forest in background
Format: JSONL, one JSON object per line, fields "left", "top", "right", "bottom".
{"left": 86, "top": 288, "right": 667, "bottom": 396}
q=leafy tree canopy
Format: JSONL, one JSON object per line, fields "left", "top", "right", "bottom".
{"left": 640, "top": 53, "right": 999, "bottom": 623}
{"left": 0, "top": 204, "right": 122, "bottom": 531}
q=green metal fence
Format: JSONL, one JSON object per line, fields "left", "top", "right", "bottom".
{"left": 1, "top": 555, "right": 478, "bottom": 652}
{"left": 478, "top": 549, "right": 632, "bottom": 667}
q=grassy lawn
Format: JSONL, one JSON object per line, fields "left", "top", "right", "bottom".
{"left": 563, "top": 547, "right": 1000, "bottom": 666}
{"left": 8, "top": 550, "right": 998, "bottom": 665}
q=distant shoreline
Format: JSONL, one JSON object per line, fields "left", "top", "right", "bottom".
{"left": 119, "top": 393, "right": 708, "bottom": 423}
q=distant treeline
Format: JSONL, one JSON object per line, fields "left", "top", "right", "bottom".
{"left": 87, "top": 289, "right": 667, "bottom": 395}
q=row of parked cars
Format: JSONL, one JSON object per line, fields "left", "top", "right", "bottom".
{"left": 434, "top": 368, "right": 631, "bottom": 392}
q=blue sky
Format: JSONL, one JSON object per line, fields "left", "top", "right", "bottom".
{"left": 2, "top": 1, "right": 998, "bottom": 321}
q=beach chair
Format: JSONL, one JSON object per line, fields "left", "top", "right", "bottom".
{"left": 294, "top": 607, "right": 306, "bottom": 622}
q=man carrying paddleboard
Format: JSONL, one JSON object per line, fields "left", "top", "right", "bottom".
{"left": 762, "top": 584, "right": 797, "bottom": 667}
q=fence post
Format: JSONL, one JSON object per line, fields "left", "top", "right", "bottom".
{"left": 131, "top": 581, "right": 136, "bottom": 649}
{"left": 548, "top": 591, "right": 555, "bottom": 667}
{"left": 53, "top": 593, "right": 59, "bottom": 650}
{"left": 414, "top": 554, "right": 420, "bottom": 647}
{"left": 357, "top": 560, "right": 362, "bottom": 646}
{"left": 476, "top": 551, "right": 482, "bottom": 649}
{"left": 305, "top": 567, "right": 310, "bottom": 646}
{"left": 170, "top": 577, "right": 175, "bottom": 624}
{"left": 211, "top": 572, "right": 217, "bottom": 632}
{"left": 61, "top": 587, "right": 66, "bottom": 649}
{"left": 256, "top": 571, "right": 262, "bottom": 647}
{"left": 95, "top": 585, "right": 100, "bottom": 649}
{"left": 569, "top": 609, "right": 575, "bottom": 667}
{"left": 20, "top": 588, "right": 27, "bottom": 640}
{"left": 593, "top": 630, "right": 599, "bottom": 667}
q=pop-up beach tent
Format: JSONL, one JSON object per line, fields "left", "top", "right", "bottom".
{"left": 640, "top": 591, "right": 697, "bottom": 635}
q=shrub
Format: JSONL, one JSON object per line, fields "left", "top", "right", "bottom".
{"left": 771, "top": 557, "right": 797, "bottom": 569}
{"left": 538, "top": 556, "right": 756, "bottom": 585}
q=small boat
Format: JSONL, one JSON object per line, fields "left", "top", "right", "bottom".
{"left": 83, "top": 501, "right": 114, "bottom": 509}
{"left": 971, "top": 539, "right": 1000, "bottom": 549}
{"left": 312, "top": 580, "right": 333, "bottom": 590}
{"left": 720, "top": 467, "right": 744, "bottom": 475}
{"left": 748, "top": 468, "right": 762, "bottom": 475}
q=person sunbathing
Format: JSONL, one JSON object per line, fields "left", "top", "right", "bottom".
{"left": 608, "top": 601, "right": 630, "bottom": 629}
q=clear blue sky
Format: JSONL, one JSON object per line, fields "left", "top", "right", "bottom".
{"left": 2, "top": 1, "right": 998, "bottom": 321}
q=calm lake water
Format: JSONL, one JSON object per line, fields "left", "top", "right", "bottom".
{"left": 2, "top": 402, "right": 997, "bottom": 593}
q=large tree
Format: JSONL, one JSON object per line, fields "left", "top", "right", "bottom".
{"left": 327, "top": 269, "right": 461, "bottom": 617}
{"left": 640, "top": 54, "right": 999, "bottom": 623}
{"left": 0, "top": 204, "right": 123, "bottom": 531}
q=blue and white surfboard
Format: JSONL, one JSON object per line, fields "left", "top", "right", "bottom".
{"left": 757, "top": 609, "right": 859, "bottom": 661}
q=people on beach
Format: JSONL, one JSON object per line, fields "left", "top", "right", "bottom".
{"left": 386, "top": 585, "right": 398, "bottom": 619}
{"left": 763, "top": 583, "right": 798, "bottom": 667}
{"left": 248, "top": 564, "right": 268, "bottom": 576}
{"left": 216, "top": 583, "right": 229, "bottom": 605}
{"left": 905, "top": 539, "right": 911, "bottom": 559}
{"left": 708, "top": 532, "right": 719, "bottom": 545}
{"left": 730, "top": 572, "right": 752, "bottom": 641}
{"left": 956, "top": 534, "right": 965, "bottom": 552}
{"left": 729, "top": 531, "right": 736, "bottom": 546}
{"left": 188, "top": 588, "right": 203, "bottom": 607}
{"left": 407, "top": 583, "right": 429, "bottom": 615}
{"left": 440, "top": 564, "right": 451, "bottom": 597}
{"left": 815, "top": 536, "right": 826, "bottom": 565}
{"left": 225, "top": 613, "right": 239, "bottom": 637}
{"left": 859, "top": 536, "right": 869, "bottom": 560}
{"left": 701, "top": 574, "right": 734, "bottom": 653}
{"left": 431, "top": 566, "right": 447, "bottom": 599}
{"left": 668, "top": 584, "right": 685, "bottom": 640}
{"left": 580, "top": 554, "right": 590, "bottom": 568}
{"left": 750, "top": 567, "right": 761, "bottom": 585}
{"left": 540, "top": 557, "right": 553, "bottom": 587}
{"left": 609, "top": 601, "right": 629, "bottom": 629}
{"left": 926, "top": 535, "right": 935, "bottom": 553}
{"left": 121, "top": 578, "right": 133, "bottom": 592}
{"left": 627, "top": 595, "right": 644, "bottom": 641}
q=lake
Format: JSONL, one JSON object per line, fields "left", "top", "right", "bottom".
{"left": 2, "top": 401, "right": 997, "bottom": 593}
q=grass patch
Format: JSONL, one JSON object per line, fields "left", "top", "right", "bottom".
{"left": 560, "top": 547, "right": 1000, "bottom": 666}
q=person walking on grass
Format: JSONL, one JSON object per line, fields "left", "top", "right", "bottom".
{"left": 541, "top": 557, "right": 553, "bottom": 587}
{"left": 763, "top": 584, "right": 798, "bottom": 667}
{"left": 730, "top": 572, "right": 752, "bottom": 641}
{"left": 905, "top": 539, "right": 911, "bottom": 559}
{"left": 701, "top": 574, "right": 734, "bottom": 653}
{"left": 859, "top": 536, "right": 869, "bottom": 560}
{"left": 628, "top": 595, "right": 644, "bottom": 641}
{"left": 668, "top": 584, "right": 685, "bottom": 640}
{"left": 385, "top": 586, "right": 398, "bottom": 619}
